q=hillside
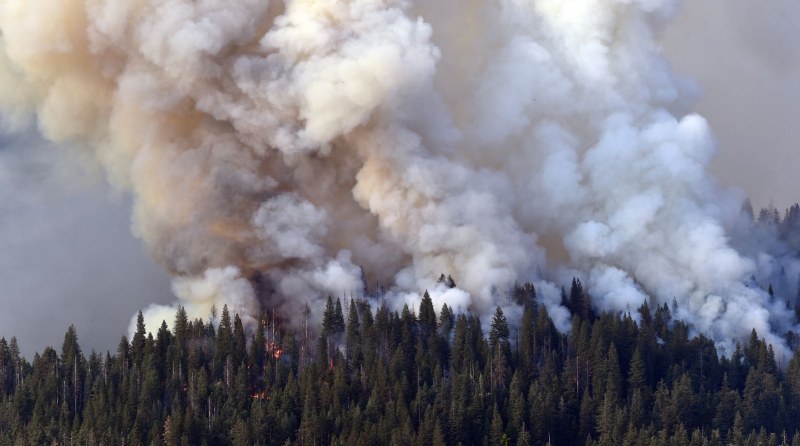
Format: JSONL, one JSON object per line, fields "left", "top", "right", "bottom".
{"left": 1, "top": 280, "right": 800, "bottom": 445}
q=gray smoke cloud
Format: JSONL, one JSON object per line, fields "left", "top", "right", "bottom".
{"left": 0, "top": 0, "right": 797, "bottom": 358}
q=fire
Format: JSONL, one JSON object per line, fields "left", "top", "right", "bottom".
{"left": 251, "top": 391, "right": 268, "bottom": 400}
{"left": 266, "top": 341, "right": 283, "bottom": 360}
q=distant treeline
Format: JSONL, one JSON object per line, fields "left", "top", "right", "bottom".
{"left": 2, "top": 279, "right": 800, "bottom": 445}
{"left": 746, "top": 201, "right": 800, "bottom": 250}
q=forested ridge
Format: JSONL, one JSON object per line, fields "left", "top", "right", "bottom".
{"left": 2, "top": 276, "right": 800, "bottom": 446}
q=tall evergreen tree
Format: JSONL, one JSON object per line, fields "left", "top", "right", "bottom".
{"left": 346, "top": 299, "right": 362, "bottom": 370}
{"left": 419, "top": 291, "right": 438, "bottom": 338}
{"left": 132, "top": 311, "right": 147, "bottom": 366}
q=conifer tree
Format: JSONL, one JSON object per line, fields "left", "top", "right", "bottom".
{"left": 439, "top": 303, "right": 454, "bottom": 336}
{"left": 232, "top": 314, "right": 246, "bottom": 368}
{"left": 419, "top": 291, "right": 437, "bottom": 338}
{"left": 2, "top": 277, "right": 800, "bottom": 445}
{"left": 346, "top": 299, "right": 362, "bottom": 370}
{"left": 333, "top": 298, "right": 346, "bottom": 334}
{"left": 490, "top": 404, "right": 506, "bottom": 446}
{"left": 132, "top": 311, "right": 147, "bottom": 366}
{"left": 322, "top": 296, "right": 336, "bottom": 336}
{"left": 489, "top": 306, "right": 509, "bottom": 350}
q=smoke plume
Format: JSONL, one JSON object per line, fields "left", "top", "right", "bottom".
{"left": 0, "top": 0, "right": 797, "bottom": 357}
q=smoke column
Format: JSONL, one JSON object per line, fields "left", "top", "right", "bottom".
{"left": 0, "top": 0, "right": 796, "bottom": 356}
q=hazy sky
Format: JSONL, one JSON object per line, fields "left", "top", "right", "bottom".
{"left": 663, "top": 0, "right": 800, "bottom": 210}
{"left": 0, "top": 1, "right": 798, "bottom": 358}
{"left": 0, "top": 129, "right": 172, "bottom": 357}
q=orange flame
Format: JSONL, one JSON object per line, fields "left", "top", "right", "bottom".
{"left": 250, "top": 391, "right": 268, "bottom": 400}
{"left": 266, "top": 341, "right": 283, "bottom": 360}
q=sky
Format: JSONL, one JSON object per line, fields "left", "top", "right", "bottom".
{"left": 662, "top": 0, "right": 800, "bottom": 211}
{"left": 0, "top": 0, "right": 798, "bottom": 358}
{"left": 0, "top": 128, "right": 172, "bottom": 357}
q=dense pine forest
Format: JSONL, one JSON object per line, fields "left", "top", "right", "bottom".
{"left": 2, "top": 277, "right": 800, "bottom": 446}
{"left": 2, "top": 204, "right": 800, "bottom": 445}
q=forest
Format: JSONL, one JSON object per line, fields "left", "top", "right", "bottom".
{"left": 1, "top": 278, "right": 800, "bottom": 446}
{"left": 2, "top": 205, "right": 800, "bottom": 445}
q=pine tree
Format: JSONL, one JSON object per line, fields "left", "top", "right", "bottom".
{"left": 163, "top": 415, "right": 178, "bottom": 446}
{"left": 155, "top": 320, "right": 171, "bottom": 383}
{"left": 713, "top": 373, "right": 738, "bottom": 435}
{"left": 605, "top": 343, "right": 622, "bottom": 407}
{"left": 60, "top": 325, "right": 83, "bottom": 418}
{"left": 174, "top": 306, "right": 188, "bottom": 351}
{"left": 433, "top": 419, "right": 446, "bottom": 446}
{"left": 439, "top": 303, "right": 454, "bottom": 336}
{"left": 215, "top": 305, "right": 234, "bottom": 382}
{"left": 346, "top": 299, "right": 362, "bottom": 370}
{"left": 132, "top": 311, "right": 147, "bottom": 366}
{"left": 508, "top": 371, "right": 526, "bottom": 435}
{"left": 232, "top": 314, "right": 246, "bottom": 368}
{"left": 322, "top": 296, "right": 336, "bottom": 336}
{"left": 570, "top": 278, "right": 584, "bottom": 315}
{"left": 0, "top": 338, "right": 10, "bottom": 397}
{"left": 518, "top": 302, "right": 536, "bottom": 380}
{"left": 419, "top": 291, "right": 437, "bottom": 338}
{"left": 230, "top": 419, "right": 251, "bottom": 446}
{"left": 489, "top": 306, "right": 510, "bottom": 350}
{"left": 518, "top": 423, "right": 531, "bottom": 446}
{"left": 333, "top": 298, "right": 346, "bottom": 334}
{"left": 579, "top": 387, "right": 595, "bottom": 442}
{"left": 628, "top": 346, "right": 646, "bottom": 398}
{"left": 490, "top": 404, "right": 506, "bottom": 446}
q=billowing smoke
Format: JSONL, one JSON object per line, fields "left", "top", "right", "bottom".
{"left": 0, "top": 0, "right": 796, "bottom": 357}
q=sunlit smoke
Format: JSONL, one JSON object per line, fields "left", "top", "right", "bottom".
{"left": 0, "top": 0, "right": 797, "bottom": 357}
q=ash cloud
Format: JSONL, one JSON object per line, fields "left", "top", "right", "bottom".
{"left": 0, "top": 0, "right": 797, "bottom": 357}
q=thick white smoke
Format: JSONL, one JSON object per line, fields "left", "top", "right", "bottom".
{"left": 0, "top": 0, "right": 796, "bottom": 356}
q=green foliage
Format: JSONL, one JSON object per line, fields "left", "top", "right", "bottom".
{"left": 0, "top": 280, "right": 799, "bottom": 445}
